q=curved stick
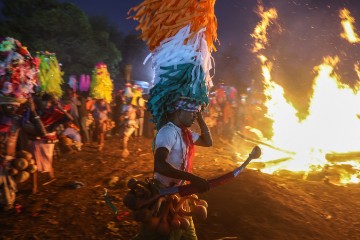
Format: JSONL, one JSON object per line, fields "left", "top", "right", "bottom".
{"left": 159, "top": 146, "right": 262, "bottom": 197}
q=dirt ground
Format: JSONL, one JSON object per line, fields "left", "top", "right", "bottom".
{"left": 1, "top": 135, "right": 360, "bottom": 240}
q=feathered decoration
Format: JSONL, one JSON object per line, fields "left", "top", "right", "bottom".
{"left": 128, "top": 0, "right": 219, "bottom": 129}
{"left": 128, "top": 0, "right": 218, "bottom": 52}
{"left": 90, "top": 62, "right": 113, "bottom": 102}
{"left": 0, "top": 37, "right": 38, "bottom": 103}
{"left": 36, "top": 51, "right": 64, "bottom": 99}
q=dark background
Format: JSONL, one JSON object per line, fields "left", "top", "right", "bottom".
{"left": 1, "top": 0, "right": 360, "bottom": 111}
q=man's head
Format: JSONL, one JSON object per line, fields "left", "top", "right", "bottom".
{"left": 99, "top": 99, "right": 107, "bottom": 105}
{"left": 0, "top": 94, "right": 22, "bottom": 116}
{"left": 170, "top": 98, "right": 201, "bottom": 128}
{"left": 41, "top": 93, "right": 56, "bottom": 109}
{"left": 175, "top": 109, "right": 197, "bottom": 128}
{"left": 1, "top": 103, "right": 20, "bottom": 116}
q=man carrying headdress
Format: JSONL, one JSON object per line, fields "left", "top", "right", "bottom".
{"left": 128, "top": 0, "right": 219, "bottom": 237}
{"left": 0, "top": 37, "right": 47, "bottom": 211}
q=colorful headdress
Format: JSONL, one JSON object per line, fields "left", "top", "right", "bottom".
{"left": 36, "top": 51, "right": 64, "bottom": 99}
{"left": 128, "top": 0, "right": 218, "bottom": 129}
{"left": 0, "top": 37, "right": 38, "bottom": 104}
{"left": 90, "top": 62, "right": 113, "bottom": 102}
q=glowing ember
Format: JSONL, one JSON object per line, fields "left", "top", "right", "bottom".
{"left": 355, "top": 62, "right": 360, "bottom": 81}
{"left": 339, "top": 8, "right": 360, "bottom": 44}
{"left": 250, "top": 4, "right": 280, "bottom": 53}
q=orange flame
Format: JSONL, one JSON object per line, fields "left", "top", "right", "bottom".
{"left": 250, "top": 3, "right": 280, "bottom": 53}
{"left": 255, "top": 56, "right": 360, "bottom": 184}
{"left": 339, "top": 8, "right": 360, "bottom": 44}
{"left": 244, "top": 4, "right": 360, "bottom": 185}
{"left": 355, "top": 62, "right": 360, "bottom": 81}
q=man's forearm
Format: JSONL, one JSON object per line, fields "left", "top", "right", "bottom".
{"left": 154, "top": 161, "right": 195, "bottom": 182}
{"left": 196, "top": 115, "right": 212, "bottom": 146}
{"left": 56, "top": 105, "right": 74, "bottom": 121}
{"left": 197, "top": 115, "right": 210, "bottom": 134}
{"left": 24, "top": 111, "right": 47, "bottom": 137}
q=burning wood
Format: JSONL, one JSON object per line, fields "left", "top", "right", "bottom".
{"left": 248, "top": 157, "right": 291, "bottom": 171}
{"left": 275, "top": 170, "right": 305, "bottom": 180}
{"left": 324, "top": 164, "right": 360, "bottom": 185}
{"left": 236, "top": 131, "right": 295, "bottom": 156}
{"left": 247, "top": 162, "right": 266, "bottom": 170}
{"left": 325, "top": 151, "right": 360, "bottom": 162}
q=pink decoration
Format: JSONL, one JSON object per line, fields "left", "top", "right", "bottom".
{"left": 96, "top": 62, "right": 106, "bottom": 69}
{"left": 79, "top": 74, "right": 86, "bottom": 92}
{"left": 79, "top": 74, "right": 90, "bottom": 92}
{"left": 85, "top": 75, "right": 90, "bottom": 91}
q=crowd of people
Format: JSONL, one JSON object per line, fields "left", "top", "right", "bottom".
{"left": 0, "top": 77, "right": 152, "bottom": 212}
{"left": 47, "top": 82, "right": 151, "bottom": 155}
{"left": 0, "top": 79, "right": 249, "bottom": 212}
{"left": 0, "top": 35, "right": 253, "bottom": 240}
{"left": 0, "top": 33, "right": 251, "bottom": 239}
{"left": 33, "top": 82, "right": 249, "bottom": 160}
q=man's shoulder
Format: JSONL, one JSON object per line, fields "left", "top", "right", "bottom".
{"left": 157, "top": 123, "right": 179, "bottom": 137}
{"left": 158, "top": 122, "right": 177, "bottom": 131}
{"left": 155, "top": 123, "right": 180, "bottom": 147}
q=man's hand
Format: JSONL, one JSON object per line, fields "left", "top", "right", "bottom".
{"left": 194, "top": 110, "right": 213, "bottom": 147}
{"left": 195, "top": 111, "right": 204, "bottom": 121}
{"left": 53, "top": 100, "right": 63, "bottom": 110}
{"left": 189, "top": 174, "right": 210, "bottom": 193}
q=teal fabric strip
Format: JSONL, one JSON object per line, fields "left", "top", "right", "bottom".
{"left": 147, "top": 63, "right": 209, "bottom": 130}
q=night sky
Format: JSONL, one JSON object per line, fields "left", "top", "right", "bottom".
{"left": 12, "top": 0, "right": 360, "bottom": 110}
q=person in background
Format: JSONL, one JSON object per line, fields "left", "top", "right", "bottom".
{"left": 85, "top": 96, "right": 95, "bottom": 143}
{"left": 62, "top": 87, "right": 80, "bottom": 128}
{"left": 222, "top": 100, "right": 235, "bottom": 143}
{"left": 77, "top": 92, "right": 89, "bottom": 144}
{"left": 135, "top": 96, "right": 146, "bottom": 137}
{"left": 142, "top": 94, "right": 155, "bottom": 139}
{"left": 112, "top": 90, "right": 125, "bottom": 137}
{"left": 0, "top": 97, "right": 47, "bottom": 211}
{"left": 31, "top": 93, "right": 73, "bottom": 193}
{"left": 59, "top": 122, "right": 82, "bottom": 152}
{"left": 91, "top": 99, "right": 111, "bottom": 151}
{"left": 120, "top": 98, "right": 138, "bottom": 157}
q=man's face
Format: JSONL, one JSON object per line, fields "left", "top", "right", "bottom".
{"left": 178, "top": 109, "right": 197, "bottom": 128}
{"left": 41, "top": 100, "right": 52, "bottom": 109}
{"left": 1, "top": 104, "right": 19, "bottom": 116}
